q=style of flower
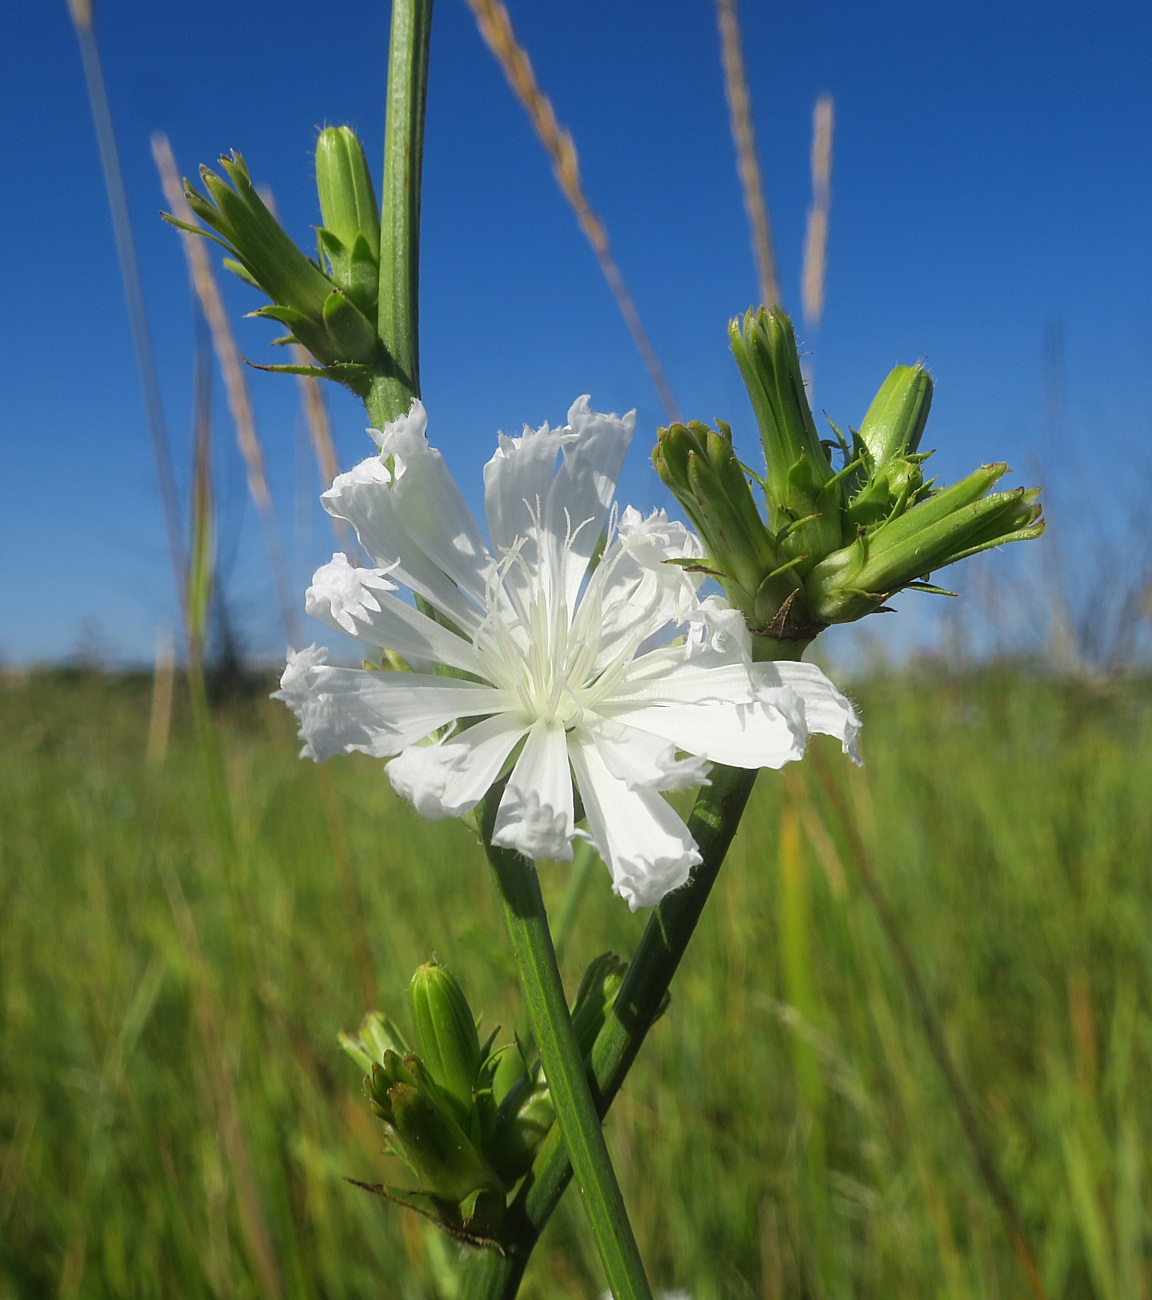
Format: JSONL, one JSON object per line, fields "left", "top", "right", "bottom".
{"left": 277, "top": 397, "right": 860, "bottom": 909}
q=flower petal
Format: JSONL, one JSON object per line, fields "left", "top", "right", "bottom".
{"left": 483, "top": 421, "right": 576, "bottom": 560}
{"left": 306, "top": 553, "right": 484, "bottom": 675}
{"left": 323, "top": 455, "right": 485, "bottom": 635}
{"left": 548, "top": 398, "right": 635, "bottom": 605}
{"left": 577, "top": 508, "right": 706, "bottom": 678}
{"left": 569, "top": 732, "right": 700, "bottom": 910}
{"left": 491, "top": 721, "right": 575, "bottom": 861}
{"left": 386, "top": 714, "right": 527, "bottom": 819}
{"left": 275, "top": 647, "right": 393, "bottom": 760}
{"left": 590, "top": 717, "right": 711, "bottom": 792}
{"left": 370, "top": 403, "right": 494, "bottom": 603}
{"left": 277, "top": 651, "right": 508, "bottom": 759}
{"left": 754, "top": 660, "right": 862, "bottom": 762}
{"left": 602, "top": 658, "right": 808, "bottom": 768}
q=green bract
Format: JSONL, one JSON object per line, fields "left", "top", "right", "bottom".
{"left": 164, "top": 137, "right": 388, "bottom": 397}
{"left": 654, "top": 307, "right": 1045, "bottom": 648}
{"left": 339, "top": 953, "right": 630, "bottom": 1249}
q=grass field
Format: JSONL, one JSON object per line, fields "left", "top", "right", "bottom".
{"left": 1, "top": 663, "right": 1149, "bottom": 1298}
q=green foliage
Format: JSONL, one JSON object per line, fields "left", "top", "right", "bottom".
{"left": 1, "top": 666, "right": 1150, "bottom": 1298}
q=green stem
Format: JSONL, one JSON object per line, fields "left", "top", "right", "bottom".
{"left": 464, "top": 765, "right": 757, "bottom": 1299}
{"left": 481, "top": 802, "right": 654, "bottom": 1300}
{"left": 464, "top": 639, "right": 805, "bottom": 1299}
{"left": 367, "top": 0, "right": 433, "bottom": 428}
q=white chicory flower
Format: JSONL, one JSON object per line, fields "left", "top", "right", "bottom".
{"left": 277, "top": 397, "right": 859, "bottom": 909}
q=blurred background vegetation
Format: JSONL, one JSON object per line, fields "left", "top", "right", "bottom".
{"left": 2, "top": 661, "right": 1149, "bottom": 1297}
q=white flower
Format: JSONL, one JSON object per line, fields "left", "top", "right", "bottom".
{"left": 277, "top": 397, "right": 860, "bottom": 909}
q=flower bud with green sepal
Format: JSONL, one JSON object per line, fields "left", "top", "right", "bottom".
{"left": 339, "top": 972, "right": 507, "bottom": 1248}
{"left": 807, "top": 463, "right": 1044, "bottom": 624}
{"left": 653, "top": 421, "right": 809, "bottom": 637}
{"left": 409, "top": 960, "right": 483, "bottom": 1137}
{"left": 843, "top": 364, "right": 934, "bottom": 530}
{"left": 337, "top": 1010, "right": 408, "bottom": 1075}
{"left": 314, "top": 126, "right": 381, "bottom": 321}
{"left": 570, "top": 953, "right": 629, "bottom": 1058}
{"left": 361, "top": 1049, "right": 506, "bottom": 1243}
{"left": 163, "top": 147, "right": 387, "bottom": 397}
{"left": 653, "top": 307, "right": 1044, "bottom": 650}
{"left": 486, "top": 1039, "right": 557, "bottom": 1185}
{"left": 728, "top": 307, "right": 844, "bottom": 570}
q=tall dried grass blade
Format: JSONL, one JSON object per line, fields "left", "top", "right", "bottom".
{"left": 68, "top": 4, "right": 187, "bottom": 647}
{"left": 152, "top": 133, "right": 299, "bottom": 644}
{"left": 463, "top": 0, "right": 681, "bottom": 422}
{"left": 290, "top": 345, "right": 355, "bottom": 550}
{"left": 715, "top": 0, "right": 781, "bottom": 308}
{"left": 802, "top": 95, "right": 834, "bottom": 330}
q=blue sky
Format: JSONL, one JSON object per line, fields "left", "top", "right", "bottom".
{"left": 2, "top": 0, "right": 1150, "bottom": 664}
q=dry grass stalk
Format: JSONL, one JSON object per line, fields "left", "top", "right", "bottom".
{"left": 65, "top": 0, "right": 92, "bottom": 30}
{"left": 464, "top": 0, "right": 681, "bottom": 421}
{"left": 716, "top": 0, "right": 781, "bottom": 307}
{"left": 802, "top": 95, "right": 834, "bottom": 330}
{"left": 292, "top": 352, "right": 340, "bottom": 489}
{"left": 289, "top": 344, "right": 355, "bottom": 551}
{"left": 152, "top": 133, "right": 299, "bottom": 643}
{"left": 69, "top": 6, "right": 187, "bottom": 648}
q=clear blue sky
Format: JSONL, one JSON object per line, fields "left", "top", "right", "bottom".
{"left": 2, "top": 0, "right": 1149, "bottom": 664}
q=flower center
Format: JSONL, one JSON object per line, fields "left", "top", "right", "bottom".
{"left": 472, "top": 530, "right": 621, "bottom": 730}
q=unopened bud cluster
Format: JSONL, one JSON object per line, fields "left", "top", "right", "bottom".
{"left": 165, "top": 128, "right": 387, "bottom": 396}
{"left": 655, "top": 307, "right": 1044, "bottom": 646}
{"left": 339, "top": 954, "right": 626, "bottom": 1248}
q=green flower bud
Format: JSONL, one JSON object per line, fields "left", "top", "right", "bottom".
{"left": 164, "top": 150, "right": 384, "bottom": 395}
{"left": 409, "top": 961, "right": 482, "bottom": 1134}
{"left": 806, "top": 464, "right": 1044, "bottom": 623}
{"left": 654, "top": 419, "right": 824, "bottom": 642}
{"left": 845, "top": 365, "right": 934, "bottom": 530}
{"left": 654, "top": 421, "right": 787, "bottom": 615}
{"left": 356, "top": 1049, "right": 505, "bottom": 1240}
{"left": 858, "top": 364, "right": 933, "bottom": 467}
{"left": 315, "top": 127, "right": 381, "bottom": 319}
{"left": 729, "top": 308, "right": 843, "bottom": 568}
{"left": 316, "top": 127, "right": 381, "bottom": 263}
{"left": 184, "top": 153, "right": 334, "bottom": 317}
{"left": 385, "top": 1073, "right": 502, "bottom": 1206}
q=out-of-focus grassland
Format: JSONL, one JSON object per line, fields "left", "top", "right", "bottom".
{"left": 1, "top": 664, "right": 1149, "bottom": 1298}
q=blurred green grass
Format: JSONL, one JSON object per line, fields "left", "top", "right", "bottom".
{"left": 1, "top": 664, "right": 1149, "bottom": 1298}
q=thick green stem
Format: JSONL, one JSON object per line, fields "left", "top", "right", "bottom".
{"left": 481, "top": 802, "right": 654, "bottom": 1300}
{"left": 367, "top": 0, "right": 433, "bottom": 428}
